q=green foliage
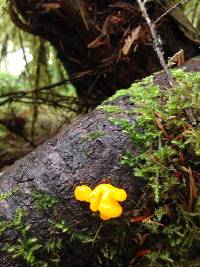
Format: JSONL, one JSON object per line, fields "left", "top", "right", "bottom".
{"left": 0, "top": 0, "right": 79, "bottom": 171}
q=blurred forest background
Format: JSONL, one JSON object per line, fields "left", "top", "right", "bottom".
{"left": 0, "top": 0, "right": 200, "bottom": 171}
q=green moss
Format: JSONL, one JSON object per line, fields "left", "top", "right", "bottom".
{"left": 103, "top": 89, "right": 131, "bottom": 103}
{"left": 4, "top": 225, "right": 47, "bottom": 267}
{"left": 54, "top": 220, "right": 94, "bottom": 243}
{"left": 0, "top": 187, "right": 18, "bottom": 202}
{"left": 0, "top": 189, "right": 98, "bottom": 266}
{"left": 32, "top": 190, "right": 59, "bottom": 211}
{"left": 0, "top": 207, "right": 24, "bottom": 236}
{"left": 0, "top": 209, "right": 44, "bottom": 266}
{"left": 99, "top": 105, "right": 125, "bottom": 113}
{"left": 1, "top": 207, "right": 96, "bottom": 266}
{"left": 100, "top": 69, "right": 200, "bottom": 266}
{"left": 0, "top": 193, "right": 58, "bottom": 266}
{"left": 0, "top": 209, "right": 46, "bottom": 266}
{"left": 104, "top": 75, "right": 157, "bottom": 103}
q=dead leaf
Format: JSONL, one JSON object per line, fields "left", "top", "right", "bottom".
{"left": 130, "top": 214, "right": 153, "bottom": 223}
{"left": 87, "top": 35, "right": 105, "bottom": 49}
{"left": 41, "top": 3, "right": 61, "bottom": 11}
{"left": 122, "top": 26, "right": 141, "bottom": 55}
{"left": 188, "top": 166, "right": 197, "bottom": 211}
{"left": 167, "top": 49, "right": 185, "bottom": 67}
{"left": 135, "top": 249, "right": 151, "bottom": 257}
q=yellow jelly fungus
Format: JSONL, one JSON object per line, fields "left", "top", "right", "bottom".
{"left": 74, "top": 185, "right": 91, "bottom": 201}
{"left": 74, "top": 183, "right": 127, "bottom": 220}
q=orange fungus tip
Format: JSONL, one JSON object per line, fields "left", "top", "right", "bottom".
{"left": 74, "top": 183, "right": 127, "bottom": 220}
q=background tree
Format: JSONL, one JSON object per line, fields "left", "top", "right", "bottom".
{"left": 8, "top": 0, "right": 200, "bottom": 106}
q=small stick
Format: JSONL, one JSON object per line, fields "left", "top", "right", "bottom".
{"left": 136, "top": 0, "right": 174, "bottom": 86}
{"left": 155, "top": 0, "right": 190, "bottom": 24}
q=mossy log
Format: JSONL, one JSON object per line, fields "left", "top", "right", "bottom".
{"left": 0, "top": 56, "right": 200, "bottom": 267}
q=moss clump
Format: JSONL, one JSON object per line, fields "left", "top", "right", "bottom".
{"left": 0, "top": 190, "right": 95, "bottom": 267}
{"left": 32, "top": 190, "right": 59, "bottom": 212}
{"left": 100, "top": 69, "right": 200, "bottom": 266}
{"left": 0, "top": 187, "right": 18, "bottom": 202}
{"left": 0, "top": 208, "right": 47, "bottom": 267}
{"left": 0, "top": 207, "right": 24, "bottom": 236}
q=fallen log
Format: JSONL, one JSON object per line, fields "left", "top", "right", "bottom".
{"left": 0, "top": 81, "right": 146, "bottom": 266}
{"left": 0, "top": 56, "right": 200, "bottom": 266}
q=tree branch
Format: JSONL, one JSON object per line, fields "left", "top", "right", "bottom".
{"left": 136, "top": 0, "right": 174, "bottom": 86}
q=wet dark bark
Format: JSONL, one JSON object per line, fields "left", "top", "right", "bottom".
{"left": 9, "top": 0, "right": 199, "bottom": 108}
{"left": 0, "top": 92, "right": 142, "bottom": 266}
{"left": 0, "top": 56, "right": 200, "bottom": 266}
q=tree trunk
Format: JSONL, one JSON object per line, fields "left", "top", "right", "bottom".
{"left": 0, "top": 56, "right": 200, "bottom": 266}
{"left": 9, "top": 0, "right": 199, "bottom": 108}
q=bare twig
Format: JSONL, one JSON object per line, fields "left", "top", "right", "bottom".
{"left": 18, "top": 30, "right": 32, "bottom": 88}
{"left": 136, "top": 0, "right": 174, "bottom": 86}
{"left": 155, "top": 0, "right": 191, "bottom": 24}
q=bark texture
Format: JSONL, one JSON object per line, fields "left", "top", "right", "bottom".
{"left": 0, "top": 95, "right": 143, "bottom": 266}
{"left": 0, "top": 56, "right": 200, "bottom": 266}
{"left": 10, "top": 0, "right": 199, "bottom": 108}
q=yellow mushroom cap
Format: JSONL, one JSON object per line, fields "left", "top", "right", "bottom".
{"left": 90, "top": 196, "right": 101, "bottom": 212}
{"left": 113, "top": 189, "right": 127, "bottom": 201}
{"left": 96, "top": 184, "right": 114, "bottom": 190}
{"left": 100, "top": 213, "right": 111, "bottom": 220}
{"left": 74, "top": 185, "right": 92, "bottom": 201}
{"left": 88, "top": 187, "right": 102, "bottom": 211}
{"left": 74, "top": 183, "right": 127, "bottom": 220}
{"left": 99, "top": 200, "right": 123, "bottom": 219}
